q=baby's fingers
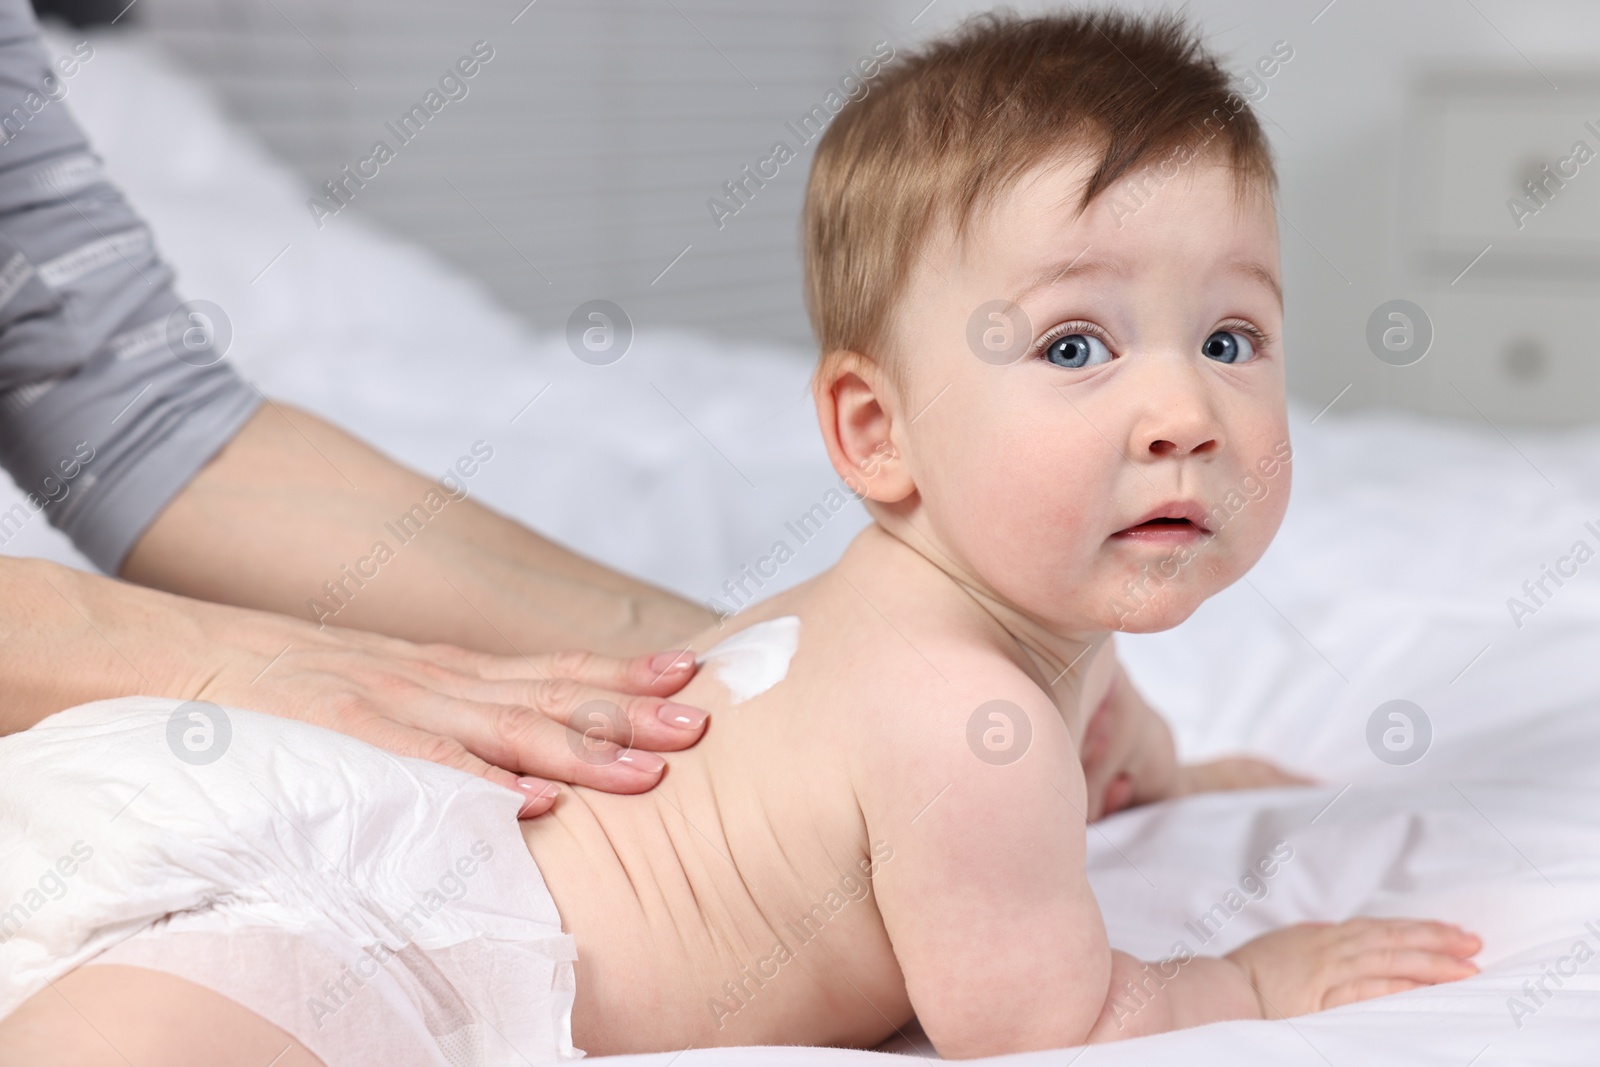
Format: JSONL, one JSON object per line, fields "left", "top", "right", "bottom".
{"left": 1323, "top": 977, "right": 1424, "bottom": 1009}
{"left": 1345, "top": 947, "right": 1479, "bottom": 988}
{"left": 1320, "top": 919, "right": 1480, "bottom": 1008}
{"left": 1346, "top": 919, "right": 1482, "bottom": 959}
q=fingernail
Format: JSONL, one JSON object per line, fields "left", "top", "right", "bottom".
{"left": 657, "top": 702, "right": 708, "bottom": 730}
{"left": 515, "top": 777, "right": 559, "bottom": 816}
{"left": 616, "top": 749, "right": 667, "bottom": 775}
{"left": 517, "top": 777, "right": 559, "bottom": 799}
{"left": 649, "top": 650, "right": 696, "bottom": 673}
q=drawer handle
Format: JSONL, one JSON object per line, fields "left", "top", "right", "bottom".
{"left": 1503, "top": 337, "right": 1547, "bottom": 383}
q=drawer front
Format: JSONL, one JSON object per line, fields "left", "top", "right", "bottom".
{"left": 1411, "top": 83, "right": 1600, "bottom": 258}
{"left": 1414, "top": 288, "right": 1600, "bottom": 425}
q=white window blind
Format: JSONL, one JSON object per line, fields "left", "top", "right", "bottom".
{"left": 140, "top": 0, "right": 895, "bottom": 349}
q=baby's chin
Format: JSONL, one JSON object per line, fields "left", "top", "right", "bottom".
{"left": 1110, "top": 605, "right": 1201, "bottom": 634}
{"left": 1010, "top": 584, "right": 1208, "bottom": 635}
{"left": 1098, "top": 585, "right": 1211, "bottom": 634}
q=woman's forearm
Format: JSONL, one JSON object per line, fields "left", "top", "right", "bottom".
{"left": 121, "top": 402, "right": 713, "bottom": 656}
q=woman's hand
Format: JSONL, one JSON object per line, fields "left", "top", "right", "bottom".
{"left": 199, "top": 620, "right": 708, "bottom": 817}
{"left": 3, "top": 558, "right": 709, "bottom": 818}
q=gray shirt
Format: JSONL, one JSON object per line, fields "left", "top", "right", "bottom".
{"left": 0, "top": 0, "right": 260, "bottom": 573}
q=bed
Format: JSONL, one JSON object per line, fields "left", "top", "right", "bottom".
{"left": 6, "top": 24, "right": 1600, "bottom": 1065}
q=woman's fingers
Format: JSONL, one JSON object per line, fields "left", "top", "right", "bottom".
{"left": 518, "top": 676, "right": 709, "bottom": 751}
{"left": 344, "top": 713, "right": 561, "bottom": 817}
{"left": 406, "top": 640, "right": 712, "bottom": 753}
{"left": 511, "top": 775, "right": 562, "bottom": 817}
{"left": 218, "top": 631, "right": 712, "bottom": 803}
{"left": 395, "top": 690, "right": 700, "bottom": 798}
{"left": 419, "top": 672, "right": 710, "bottom": 754}
{"left": 469, "top": 645, "right": 701, "bottom": 697}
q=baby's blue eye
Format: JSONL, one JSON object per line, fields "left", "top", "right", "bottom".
{"left": 1202, "top": 330, "right": 1256, "bottom": 364}
{"left": 1043, "top": 332, "right": 1113, "bottom": 369}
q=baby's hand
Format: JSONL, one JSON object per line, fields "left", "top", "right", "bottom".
{"left": 1227, "top": 919, "right": 1481, "bottom": 1018}
{"left": 1179, "top": 756, "right": 1315, "bottom": 796}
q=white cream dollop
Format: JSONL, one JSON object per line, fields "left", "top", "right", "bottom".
{"left": 697, "top": 615, "right": 801, "bottom": 705}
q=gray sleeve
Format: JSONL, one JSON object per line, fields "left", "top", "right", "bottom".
{"left": 0, "top": 0, "right": 262, "bottom": 573}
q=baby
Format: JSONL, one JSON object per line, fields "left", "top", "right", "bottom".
{"left": 0, "top": 9, "right": 1481, "bottom": 1065}
{"left": 523, "top": 7, "right": 1481, "bottom": 1058}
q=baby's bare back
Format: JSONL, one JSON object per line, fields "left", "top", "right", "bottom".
{"left": 522, "top": 526, "right": 1115, "bottom": 1055}
{"left": 521, "top": 580, "right": 922, "bottom": 1053}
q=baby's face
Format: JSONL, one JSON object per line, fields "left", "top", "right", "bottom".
{"left": 887, "top": 153, "right": 1290, "bottom": 634}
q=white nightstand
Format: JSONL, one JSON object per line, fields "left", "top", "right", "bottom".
{"left": 1402, "top": 70, "right": 1600, "bottom": 425}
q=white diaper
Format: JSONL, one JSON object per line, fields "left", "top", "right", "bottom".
{"left": 0, "top": 697, "right": 580, "bottom": 1066}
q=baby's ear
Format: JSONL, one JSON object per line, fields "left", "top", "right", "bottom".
{"left": 812, "top": 350, "right": 916, "bottom": 504}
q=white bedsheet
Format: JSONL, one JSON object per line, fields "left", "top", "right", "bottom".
{"left": 8, "top": 25, "right": 1600, "bottom": 1064}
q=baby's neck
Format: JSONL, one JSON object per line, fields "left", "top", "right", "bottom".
{"left": 847, "top": 523, "right": 1110, "bottom": 700}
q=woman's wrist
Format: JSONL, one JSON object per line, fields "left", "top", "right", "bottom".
{"left": 0, "top": 557, "right": 206, "bottom": 733}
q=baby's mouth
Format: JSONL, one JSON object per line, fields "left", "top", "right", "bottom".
{"left": 1110, "top": 500, "right": 1214, "bottom": 543}
{"left": 1110, "top": 517, "right": 1211, "bottom": 543}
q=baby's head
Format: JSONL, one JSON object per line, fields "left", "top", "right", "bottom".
{"left": 804, "top": 8, "right": 1292, "bottom": 635}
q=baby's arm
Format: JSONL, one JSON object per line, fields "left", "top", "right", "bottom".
{"left": 1083, "top": 653, "right": 1310, "bottom": 820}
{"left": 1094, "top": 919, "right": 1480, "bottom": 1037}
{"left": 862, "top": 669, "right": 1476, "bottom": 1058}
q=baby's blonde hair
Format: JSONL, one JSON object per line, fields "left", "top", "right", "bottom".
{"left": 803, "top": 8, "right": 1278, "bottom": 375}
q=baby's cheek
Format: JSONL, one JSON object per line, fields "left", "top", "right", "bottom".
{"left": 932, "top": 415, "right": 1092, "bottom": 527}
{"left": 971, "top": 480, "right": 1103, "bottom": 603}
{"left": 1218, "top": 461, "right": 1292, "bottom": 580}
{"left": 915, "top": 401, "right": 1121, "bottom": 622}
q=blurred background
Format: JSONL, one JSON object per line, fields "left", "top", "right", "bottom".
{"left": 36, "top": 0, "right": 1600, "bottom": 425}
{"left": 9, "top": 0, "right": 1600, "bottom": 766}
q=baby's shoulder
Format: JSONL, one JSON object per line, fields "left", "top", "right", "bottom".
{"left": 840, "top": 625, "right": 1080, "bottom": 814}
{"left": 764, "top": 567, "right": 1064, "bottom": 744}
